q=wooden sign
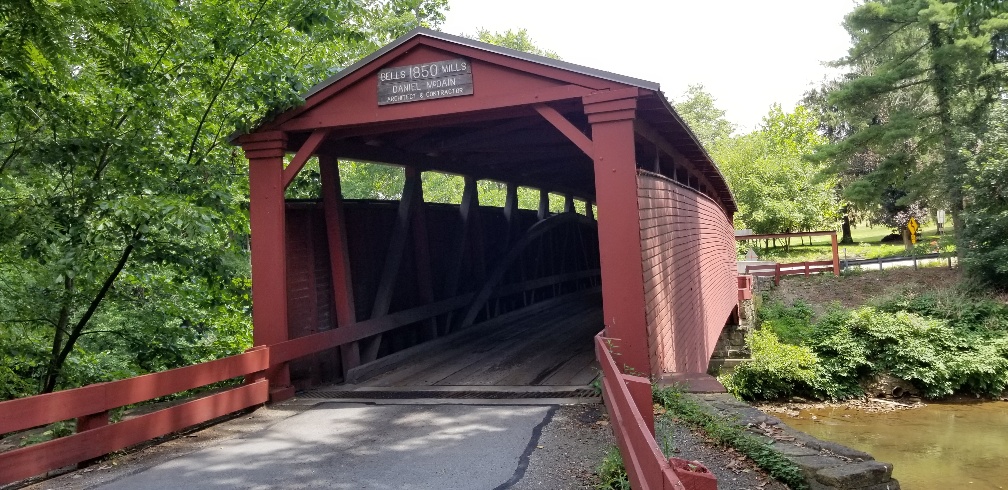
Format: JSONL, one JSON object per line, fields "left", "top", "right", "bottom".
{"left": 377, "top": 58, "right": 473, "bottom": 106}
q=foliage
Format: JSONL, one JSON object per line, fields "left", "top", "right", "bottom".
{"left": 652, "top": 386, "right": 808, "bottom": 490}
{"left": 961, "top": 100, "right": 1008, "bottom": 287}
{"left": 596, "top": 446, "right": 631, "bottom": 490}
{"left": 475, "top": 28, "right": 560, "bottom": 60}
{"left": 812, "top": 0, "right": 1008, "bottom": 261}
{"left": 758, "top": 299, "right": 815, "bottom": 345}
{"left": 671, "top": 84, "right": 734, "bottom": 149}
{"left": 696, "top": 99, "right": 839, "bottom": 235}
{"left": 727, "top": 293, "right": 1008, "bottom": 400}
{"left": 719, "top": 328, "right": 821, "bottom": 400}
{"left": 0, "top": 0, "right": 447, "bottom": 396}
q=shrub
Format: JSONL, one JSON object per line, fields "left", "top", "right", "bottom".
{"left": 719, "top": 329, "right": 820, "bottom": 400}
{"left": 758, "top": 299, "right": 815, "bottom": 345}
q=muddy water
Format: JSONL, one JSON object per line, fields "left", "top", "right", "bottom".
{"left": 785, "top": 401, "right": 1008, "bottom": 489}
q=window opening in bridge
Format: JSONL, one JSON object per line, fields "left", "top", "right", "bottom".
{"left": 516, "top": 186, "right": 540, "bottom": 210}
{"left": 547, "top": 193, "right": 565, "bottom": 214}
{"left": 574, "top": 199, "right": 587, "bottom": 216}
{"left": 339, "top": 161, "right": 405, "bottom": 200}
{"left": 284, "top": 155, "right": 321, "bottom": 200}
{"left": 476, "top": 180, "right": 507, "bottom": 207}
{"left": 420, "top": 171, "right": 465, "bottom": 204}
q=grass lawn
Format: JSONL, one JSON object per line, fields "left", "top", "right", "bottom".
{"left": 739, "top": 222, "right": 956, "bottom": 263}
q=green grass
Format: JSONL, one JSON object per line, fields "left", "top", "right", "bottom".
{"left": 739, "top": 223, "right": 955, "bottom": 263}
{"left": 596, "top": 446, "right": 631, "bottom": 489}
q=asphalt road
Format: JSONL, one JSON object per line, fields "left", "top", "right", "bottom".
{"left": 93, "top": 403, "right": 554, "bottom": 490}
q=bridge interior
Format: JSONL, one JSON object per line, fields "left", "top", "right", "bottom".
{"left": 352, "top": 297, "right": 601, "bottom": 389}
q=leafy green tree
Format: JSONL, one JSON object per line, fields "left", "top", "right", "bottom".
{"left": 713, "top": 105, "right": 839, "bottom": 237}
{"left": 475, "top": 28, "right": 561, "bottom": 60}
{"left": 0, "top": 0, "right": 446, "bottom": 395}
{"left": 672, "top": 84, "right": 735, "bottom": 150}
{"left": 962, "top": 100, "right": 1008, "bottom": 285}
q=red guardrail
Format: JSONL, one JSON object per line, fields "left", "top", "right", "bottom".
{"left": 594, "top": 333, "right": 716, "bottom": 490}
{"left": 744, "top": 260, "right": 837, "bottom": 285}
{"left": 0, "top": 346, "right": 269, "bottom": 485}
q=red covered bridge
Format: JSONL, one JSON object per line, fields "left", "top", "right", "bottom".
{"left": 0, "top": 29, "right": 743, "bottom": 489}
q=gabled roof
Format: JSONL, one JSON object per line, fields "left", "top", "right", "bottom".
{"left": 239, "top": 28, "right": 736, "bottom": 214}
{"left": 303, "top": 28, "right": 661, "bottom": 99}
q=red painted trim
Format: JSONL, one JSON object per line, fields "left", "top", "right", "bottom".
{"left": 595, "top": 333, "right": 690, "bottom": 490}
{"left": 263, "top": 36, "right": 627, "bottom": 130}
{"left": 0, "top": 348, "right": 268, "bottom": 435}
{"left": 282, "top": 129, "right": 330, "bottom": 189}
{"left": 279, "top": 84, "right": 593, "bottom": 132}
{"left": 534, "top": 104, "right": 594, "bottom": 158}
{"left": 0, "top": 380, "right": 268, "bottom": 485}
{"left": 589, "top": 97, "right": 651, "bottom": 376}
{"left": 244, "top": 135, "right": 291, "bottom": 393}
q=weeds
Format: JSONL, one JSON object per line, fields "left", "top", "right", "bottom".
{"left": 653, "top": 386, "right": 808, "bottom": 490}
{"left": 596, "top": 446, "right": 631, "bottom": 490}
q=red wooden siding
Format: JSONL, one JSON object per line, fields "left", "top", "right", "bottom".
{"left": 637, "top": 171, "right": 737, "bottom": 374}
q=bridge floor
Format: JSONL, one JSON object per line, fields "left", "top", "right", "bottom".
{"left": 348, "top": 298, "right": 602, "bottom": 390}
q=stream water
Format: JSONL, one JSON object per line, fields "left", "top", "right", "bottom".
{"left": 784, "top": 400, "right": 1008, "bottom": 489}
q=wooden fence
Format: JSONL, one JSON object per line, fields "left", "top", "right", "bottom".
{"left": 744, "top": 260, "right": 838, "bottom": 285}
{"left": 0, "top": 347, "right": 269, "bottom": 485}
{"left": 595, "top": 333, "right": 716, "bottom": 490}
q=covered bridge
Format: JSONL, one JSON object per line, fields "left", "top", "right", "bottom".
{"left": 235, "top": 28, "right": 740, "bottom": 401}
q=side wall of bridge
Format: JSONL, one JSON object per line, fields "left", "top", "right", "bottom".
{"left": 637, "top": 171, "right": 737, "bottom": 374}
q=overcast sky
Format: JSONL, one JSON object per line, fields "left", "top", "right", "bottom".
{"left": 440, "top": 0, "right": 858, "bottom": 133}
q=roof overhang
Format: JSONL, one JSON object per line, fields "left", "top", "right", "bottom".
{"left": 237, "top": 28, "right": 736, "bottom": 214}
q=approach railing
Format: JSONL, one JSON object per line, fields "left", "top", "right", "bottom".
{"left": 594, "top": 333, "right": 716, "bottom": 490}
{"left": 744, "top": 260, "right": 838, "bottom": 285}
{"left": 0, "top": 346, "right": 269, "bottom": 485}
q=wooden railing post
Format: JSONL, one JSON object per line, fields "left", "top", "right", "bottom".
{"left": 831, "top": 232, "right": 840, "bottom": 276}
{"left": 774, "top": 263, "right": 781, "bottom": 285}
{"left": 76, "top": 411, "right": 109, "bottom": 433}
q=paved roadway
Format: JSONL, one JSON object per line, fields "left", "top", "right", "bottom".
{"left": 92, "top": 403, "right": 554, "bottom": 490}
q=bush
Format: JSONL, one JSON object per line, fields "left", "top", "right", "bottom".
{"left": 727, "top": 300, "right": 1008, "bottom": 400}
{"left": 719, "top": 329, "right": 820, "bottom": 400}
{"left": 758, "top": 299, "right": 815, "bottom": 345}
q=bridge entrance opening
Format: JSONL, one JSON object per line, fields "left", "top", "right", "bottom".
{"left": 237, "top": 29, "right": 739, "bottom": 402}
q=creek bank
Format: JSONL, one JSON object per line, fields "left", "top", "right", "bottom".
{"left": 690, "top": 393, "right": 900, "bottom": 490}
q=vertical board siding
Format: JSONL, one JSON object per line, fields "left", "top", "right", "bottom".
{"left": 637, "top": 171, "right": 737, "bottom": 374}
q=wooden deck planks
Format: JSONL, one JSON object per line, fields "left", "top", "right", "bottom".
{"left": 358, "top": 300, "right": 602, "bottom": 388}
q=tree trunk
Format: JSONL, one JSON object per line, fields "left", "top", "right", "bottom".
{"left": 929, "top": 23, "right": 966, "bottom": 262}
{"left": 840, "top": 207, "right": 854, "bottom": 244}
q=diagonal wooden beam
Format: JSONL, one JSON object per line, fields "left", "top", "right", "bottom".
{"left": 282, "top": 129, "right": 330, "bottom": 189}
{"left": 534, "top": 104, "right": 594, "bottom": 158}
{"left": 538, "top": 189, "right": 549, "bottom": 221}
{"left": 362, "top": 169, "right": 420, "bottom": 362}
{"left": 319, "top": 156, "right": 360, "bottom": 377}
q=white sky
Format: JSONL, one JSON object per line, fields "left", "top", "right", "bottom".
{"left": 441, "top": 0, "right": 858, "bottom": 133}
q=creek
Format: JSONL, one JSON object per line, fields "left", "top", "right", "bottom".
{"left": 784, "top": 400, "right": 1008, "bottom": 489}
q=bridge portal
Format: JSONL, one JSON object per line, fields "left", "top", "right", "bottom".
{"left": 235, "top": 29, "right": 739, "bottom": 401}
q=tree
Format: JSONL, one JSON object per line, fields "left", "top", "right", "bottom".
{"left": 474, "top": 28, "right": 561, "bottom": 60}
{"left": 0, "top": 0, "right": 448, "bottom": 395}
{"left": 813, "top": 0, "right": 1008, "bottom": 257}
{"left": 713, "top": 105, "right": 839, "bottom": 238}
{"left": 672, "top": 84, "right": 735, "bottom": 150}
{"left": 961, "top": 100, "right": 1008, "bottom": 285}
